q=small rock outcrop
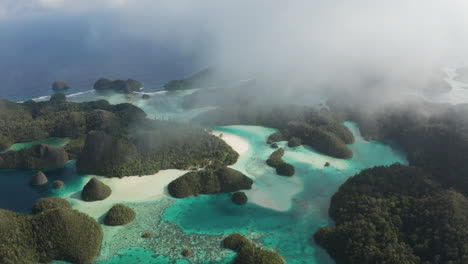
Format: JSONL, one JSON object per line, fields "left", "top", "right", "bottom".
{"left": 142, "top": 94, "right": 150, "bottom": 99}
{"left": 81, "top": 177, "right": 112, "bottom": 202}
{"left": 32, "top": 197, "right": 71, "bottom": 214}
{"left": 53, "top": 180, "right": 65, "bottom": 189}
{"left": 103, "top": 204, "right": 135, "bottom": 226}
{"left": 231, "top": 192, "right": 248, "bottom": 205}
{"left": 223, "top": 233, "right": 285, "bottom": 264}
{"left": 266, "top": 149, "right": 295, "bottom": 177}
{"left": 93, "top": 78, "right": 143, "bottom": 94}
{"left": 168, "top": 167, "right": 253, "bottom": 198}
{"left": 182, "top": 248, "right": 193, "bottom": 257}
{"left": 141, "top": 232, "right": 152, "bottom": 238}
{"left": 270, "top": 143, "right": 279, "bottom": 149}
{"left": 52, "top": 80, "right": 71, "bottom": 91}
{"left": 30, "top": 172, "right": 48, "bottom": 186}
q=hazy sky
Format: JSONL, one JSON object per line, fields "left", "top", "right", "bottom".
{"left": 1, "top": 0, "right": 468, "bottom": 99}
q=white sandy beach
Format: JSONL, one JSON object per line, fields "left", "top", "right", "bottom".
{"left": 286, "top": 148, "right": 349, "bottom": 170}
{"left": 70, "top": 131, "right": 250, "bottom": 218}
{"left": 69, "top": 169, "right": 188, "bottom": 219}
{"left": 211, "top": 130, "right": 250, "bottom": 157}
{"left": 214, "top": 130, "right": 303, "bottom": 212}
{"left": 245, "top": 175, "right": 304, "bottom": 212}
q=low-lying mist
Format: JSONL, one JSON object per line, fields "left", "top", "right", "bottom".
{"left": 1, "top": 0, "right": 468, "bottom": 105}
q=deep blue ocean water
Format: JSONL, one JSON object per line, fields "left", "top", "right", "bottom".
{"left": 0, "top": 12, "right": 210, "bottom": 102}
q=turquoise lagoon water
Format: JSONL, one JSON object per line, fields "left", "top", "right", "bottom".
{"left": 2, "top": 137, "right": 70, "bottom": 153}
{"left": 5, "top": 90, "right": 407, "bottom": 263}
{"left": 67, "top": 89, "right": 211, "bottom": 121}
{"left": 161, "top": 123, "right": 407, "bottom": 264}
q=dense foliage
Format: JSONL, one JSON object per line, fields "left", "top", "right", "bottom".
{"left": 195, "top": 105, "right": 354, "bottom": 159}
{"left": 103, "top": 204, "right": 136, "bottom": 226}
{"left": 288, "top": 137, "right": 302, "bottom": 147}
{"left": 93, "top": 78, "right": 143, "bottom": 93}
{"left": 314, "top": 164, "right": 468, "bottom": 264}
{"left": 0, "top": 98, "right": 238, "bottom": 177}
{"left": 81, "top": 177, "right": 112, "bottom": 202}
{"left": 331, "top": 100, "right": 468, "bottom": 195}
{"left": 49, "top": 93, "right": 67, "bottom": 103}
{"left": 0, "top": 98, "right": 145, "bottom": 152}
{"left": 0, "top": 144, "right": 68, "bottom": 169}
{"left": 223, "top": 233, "right": 285, "bottom": 264}
{"left": 76, "top": 121, "right": 238, "bottom": 177}
{"left": 168, "top": 167, "right": 253, "bottom": 198}
{"left": 164, "top": 68, "right": 216, "bottom": 91}
{"left": 0, "top": 201, "right": 102, "bottom": 264}
{"left": 31, "top": 197, "right": 71, "bottom": 214}
{"left": 266, "top": 149, "right": 295, "bottom": 176}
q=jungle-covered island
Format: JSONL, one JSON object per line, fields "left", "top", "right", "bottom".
{"left": 164, "top": 68, "right": 218, "bottom": 91}
{"left": 0, "top": 197, "right": 102, "bottom": 264}
{"left": 0, "top": 72, "right": 468, "bottom": 264}
{"left": 309, "top": 98, "right": 468, "bottom": 264}
{"left": 0, "top": 96, "right": 238, "bottom": 176}
{"left": 3, "top": 1, "right": 468, "bottom": 263}
{"left": 93, "top": 78, "right": 143, "bottom": 94}
{"left": 195, "top": 105, "right": 354, "bottom": 159}
{"left": 266, "top": 148, "right": 295, "bottom": 176}
{"left": 314, "top": 164, "right": 468, "bottom": 264}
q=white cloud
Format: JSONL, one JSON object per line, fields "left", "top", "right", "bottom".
{"left": 37, "top": 0, "right": 65, "bottom": 9}
{"left": 1, "top": 0, "right": 468, "bottom": 99}
{"left": 0, "top": 0, "right": 130, "bottom": 19}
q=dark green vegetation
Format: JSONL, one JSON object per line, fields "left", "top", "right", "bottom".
{"left": 288, "top": 137, "right": 302, "bottom": 147}
{"left": 314, "top": 164, "right": 468, "bottom": 264}
{"left": 104, "top": 204, "right": 136, "bottom": 226}
{"left": 50, "top": 93, "right": 67, "bottom": 103}
{"left": 52, "top": 80, "right": 71, "bottom": 91}
{"left": 0, "top": 98, "right": 143, "bottom": 153}
{"left": 81, "top": 177, "right": 112, "bottom": 202}
{"left": 0, "top": 144, "right": 69, "bottom": 169}
{"left": 168, "top": 167, "right": 253, "bottom": 198}
{"left": 231, "top": 192, "right": 248, "bottom": 205}
{"left": 223, "top": 233, "right": 285, "bottom": 264}
{"left": 0, "top": 98, "right": 238, "bottom": 176}
{"left": 93, "top": 78, "right": 143, "bottom": 93}
{"left": 331, "top": 100, "right": 468, "bottom": 196}
{"left": 195, "top": 105, "right": 354, "bottom": 159}
{"left": 0, "top": 199, "right": 102, "bottom": 264}
{"left": 164, "top": 68, "right": 217, "bottom": 91}
{"left": 266, "top": 149, "right": 295, "bottom": 176}
{"left": 32, "top": 197, "right": 71, "bottom": 214}
{"left": 76, "top": 121, "right": 238, "bottom": 177}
